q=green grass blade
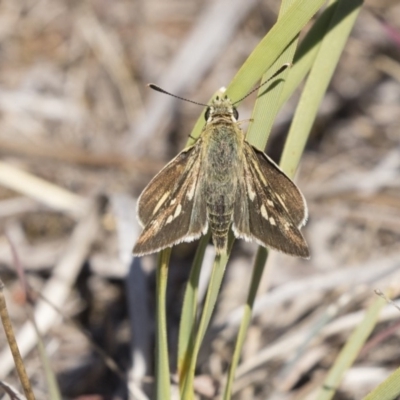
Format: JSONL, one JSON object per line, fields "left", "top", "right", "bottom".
{"left": 177, "top": 234, "right": 210, "bottom": 383}
{"left": 222, "top": 247, "right": 268, "bottom": 400}
{"left": 187, "top": 0, "right": 326, "bottom": 143}
{"left": 155, "top": 248, "right": 172, "bottom": 400}
{"left": 316, "top": 294, "right": 386, "bottom": 400}
{"left": 180, "top": 251, "right": 230, "bottom": 399}
{"left": 245, "top": 43, "right": 297, "bottom": 150}
{"left": 226, "top": 0, "right": 326, "bottom": 101}
{"left": 279, "top": 0, "right": 338, "bottom": 108}
{"left": 364, "top": 365, "right": 400, "bottom": 400}
{"left": 280, "top": 0, "right": 363, "bottom": 176}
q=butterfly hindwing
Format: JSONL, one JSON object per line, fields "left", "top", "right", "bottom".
{"left": 133, "top": 142, "right": 207, "bottom": 255}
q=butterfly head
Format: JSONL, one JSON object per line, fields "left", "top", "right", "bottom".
{"left": 204, "top": 95, "right": 239, "bottom": 124}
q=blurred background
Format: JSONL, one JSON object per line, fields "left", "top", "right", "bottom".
{"left": 0, "top": 0, "right": 399, "bottom": 399}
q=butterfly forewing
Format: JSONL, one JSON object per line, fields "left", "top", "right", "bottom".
{"left": 137, "top": 145, "right": 195, "bottom": 226}
{"left": 133, "top": 143, "right": 207, "bottom": 255}
{"left": 232, "top": 142, "right": 309, "bottom": 258}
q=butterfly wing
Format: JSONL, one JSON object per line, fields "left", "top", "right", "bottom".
{"left": 137, "top": 145, "right": 194, "bottom": 227}
{"left": 133, "top": 142, "right": 207, "bottom": 256}
{"left": 233, "top": 142, "right": 309, "bottom": 258}
{"left": 252, "top": 146, "right": 308, "bottom": 227}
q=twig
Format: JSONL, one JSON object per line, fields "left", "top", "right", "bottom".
{"left": 0, "top": 279, "right": 35, "bottom": 400}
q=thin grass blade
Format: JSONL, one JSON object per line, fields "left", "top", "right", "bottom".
{"left": 226, "top": 0, "right": 327, "bottom": 101}
{"left": 180, "top": 252, "right": 229, "bottom": 399}
{"left": 177, "top": 234, "right": 209, "bottom": 384}
{"left": 364, "top": 365, "right": 400, "bottom": 400}
{"left": 316, "top": 294, "right": 387, "bottom": 400}
{"left": 280, "top": 0, "right": 363, "bottom": 176}
{"left": 188, "top": 0, "right": 327, "bottom": 143}
{"left": 155, "top": 248, "right": 172, "bottom": 399}
{"left": 222, "top": 247, "right": 268, "bottom": 400}
{"left": 279, "top": 0, "right": 339, "bottom": 107}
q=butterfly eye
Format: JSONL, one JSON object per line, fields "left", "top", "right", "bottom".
{"left": 233, "top": 108, "right": 239, "bottom": 120}
{"left": 205, "top": 107, "right": 211, "bottom": 121}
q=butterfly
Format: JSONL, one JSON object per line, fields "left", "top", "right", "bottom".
{"left": 133, "top": 65, "right": 309, "bottom": 258}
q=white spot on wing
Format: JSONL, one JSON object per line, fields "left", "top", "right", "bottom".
{"left": 269, "top": 217, "right": 276, "bottom": 226}
{"left": 267, "top": 199, "right": 274, "bottom": 207}
{"left": 261, "top": 205, "right": 268, "bottom": 220}
{"left": 166, "top": 215, "right": 173, "bottom": 224}
{"left": 174, "top": 204, "right": 182, "bottom": 218}
{"left": 170, "top": 198, "right": 176, "bottom": 205}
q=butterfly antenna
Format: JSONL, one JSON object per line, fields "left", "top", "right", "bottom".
{"left": 233, "top": 63, "right": 291, "bottom": 105}
{"left": 148, "top": 84, "right": 208, "bottom": 107}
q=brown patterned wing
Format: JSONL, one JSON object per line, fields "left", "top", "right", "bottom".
{"left": 137, "top": 145, "right": 195, "bottom": 226}
{"left": 232, "top": 143, "right": 309, "bottom": 258}
{"left": 133, "top": 143, "right": 207, "bottom": 256}
{"left": 251, "top": 145, "right": 308, "bottom": 227}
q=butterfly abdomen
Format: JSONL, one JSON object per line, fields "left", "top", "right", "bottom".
{"left": 207, "top": 199, "right": 233, "bottom": 253}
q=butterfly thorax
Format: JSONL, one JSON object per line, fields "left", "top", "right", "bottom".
{"left": 202, "top": 97, "right": 243, "bottom": 253}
